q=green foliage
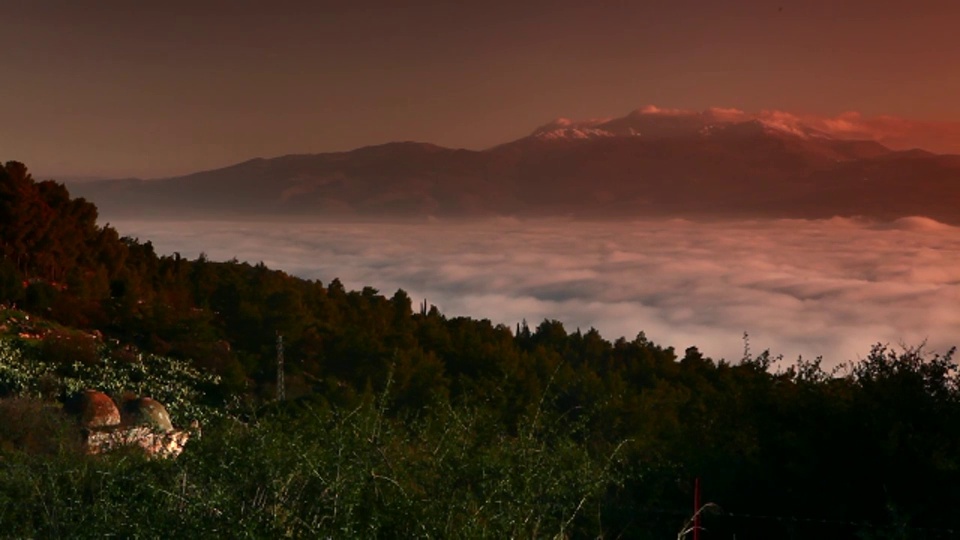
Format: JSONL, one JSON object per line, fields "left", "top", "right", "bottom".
{"left": 40, "top": 329, "right": 100, "bottom": 367}
{"left": 0, "top": 336, "right": 222, "bottom": 425}
{"left": 0, "top": 396, "right": 620, "bottom": 538}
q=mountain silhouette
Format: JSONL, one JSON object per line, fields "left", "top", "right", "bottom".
{"left": 68, "top": 109, "right": 960, "bottom": 222}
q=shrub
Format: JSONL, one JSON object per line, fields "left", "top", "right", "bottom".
{"left": 24, "top": 281, "right": 57, "bottom": 312}
{"left": 41, "top": 329, "right": 100, "bottom": 368}
{"left": 0, "top": 396, "right": 82, "bottom": 455}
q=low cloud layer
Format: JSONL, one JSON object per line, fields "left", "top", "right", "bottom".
{"left": 113, "top": 217, "right": 960, "bottom": 368}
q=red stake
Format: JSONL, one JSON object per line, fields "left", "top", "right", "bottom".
{"left": 694, "top": 477, "right": 701, "bottom": 540}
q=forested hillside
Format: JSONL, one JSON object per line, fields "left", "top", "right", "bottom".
{"left": 3, "top": 160, "right": 960, "bottom": 538}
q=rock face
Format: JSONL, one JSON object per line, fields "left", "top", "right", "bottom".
{"left": 75, "top": 390, "right": 192, "bottom": 458}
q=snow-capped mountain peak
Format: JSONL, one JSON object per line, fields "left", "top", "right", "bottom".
{"left": 525, "top": 107, "right": 840, "bottom": 143}
{"left": 530, "top": 118, "right": 617, "bottom": 140}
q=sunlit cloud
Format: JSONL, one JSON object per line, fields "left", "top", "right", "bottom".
{"left": 815, "top": 113, "right": 960, "bottom": 155}
{"left": 706, "top": 107, "right": 746, "bottom": 122}
{"left": 747, "top": 109, "right": 960, "bottom": 154}
{"left": 110, "top": 217, "right": 960, "bottom": 368}
{"left": 636, "top": 105, "right": 690, "bottom": 116}
{"left": 550, "top": 106, "right": 960, "bottom": 155}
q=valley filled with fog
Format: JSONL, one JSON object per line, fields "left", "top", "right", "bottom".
{"left": 110, "top": 216, "right": 960, "bottom": 368}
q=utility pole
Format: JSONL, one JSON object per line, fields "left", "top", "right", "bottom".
{"left": 276, "top": 333, "right": 285, "bottom": 401}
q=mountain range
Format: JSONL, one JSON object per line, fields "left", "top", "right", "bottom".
{"left": 67, "top": 107, "right": 960, "bottom": 222}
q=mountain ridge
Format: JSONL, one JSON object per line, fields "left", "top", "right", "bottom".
{"left": 66, "top": 107, "right": 960, "bottom": 223}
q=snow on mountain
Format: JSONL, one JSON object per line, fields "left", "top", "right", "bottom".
{"left": 68, "top": 102, "right": 960, "bottom": 225}
{"left": 528, "top": 107, "right": 839, "bottom": 143}
{"left": 530, "top": 118, "right": 617, "bottom": 140}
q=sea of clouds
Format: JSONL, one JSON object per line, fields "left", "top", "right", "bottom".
{"left": 109, "top": 216, "right": 960, "bottom": 368}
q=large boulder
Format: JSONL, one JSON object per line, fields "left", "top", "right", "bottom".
{"left": 66, "top": 391, "right": 190, "bottom": 457}
{"left": 121, "top": 397, "right": 174, "bottom": 432}
{"left": 79, "top": 390, "right": 120, "bottom": 429}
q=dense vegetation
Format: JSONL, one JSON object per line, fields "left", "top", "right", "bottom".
{"left": 3, "top": 160, "right": 960, "bottom": 538}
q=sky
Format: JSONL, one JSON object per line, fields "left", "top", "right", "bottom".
{"left": 111, "top": 216, "right": 960, "bottom": 369}
{"left": 3, "top": 0, "right": 960, "bottom": 178}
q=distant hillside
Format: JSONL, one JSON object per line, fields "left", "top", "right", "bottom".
{"left": 67, "top": 108, "right": 960, "bottom": 223}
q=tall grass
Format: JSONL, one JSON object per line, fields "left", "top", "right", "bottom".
{"left": 0, "top": 392, "right": 626, "bottom": 538}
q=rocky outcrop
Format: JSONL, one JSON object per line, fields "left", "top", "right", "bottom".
{"left": 76, "top": 390, "right": 193, "bottom": 458}
{"left": 85, "top": 425, "right": 191, "bottom": 458}
{"left": 121, "top": 397, "right": 174, "bottom": 432}
{"left": 79, "top": 390, "right": 121, "bottom": 428}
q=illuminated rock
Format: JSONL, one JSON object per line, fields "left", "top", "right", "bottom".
{"left": 122, "top": 397, "right": 174, "bottom": 432}
{"left": 70, "top": 392, "right": 192, "bottom": 458}
{"left": 85, "top": 426, "right": 191, "bottom": 458}
{"left": 80, "top": 390, "right": 120, "bottom": 428}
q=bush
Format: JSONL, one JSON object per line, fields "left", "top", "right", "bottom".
{"left": 0, "top": 396, "right": 82, "bottom": 455}
{"left": 0, "top": 396, "right": 624, "bottom": 538}
{"left": 0, "top": 259, "right": 23, "bottom": 305}
{"left": 41, "top": 329, "right": 100, "bottom": 368}
{"left": 24, "top": 281, "right": 57, "bottom": 312}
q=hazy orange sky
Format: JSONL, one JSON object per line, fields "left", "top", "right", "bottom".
{"left": 3, "top": 1, "right": 960, "bottom": 178}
